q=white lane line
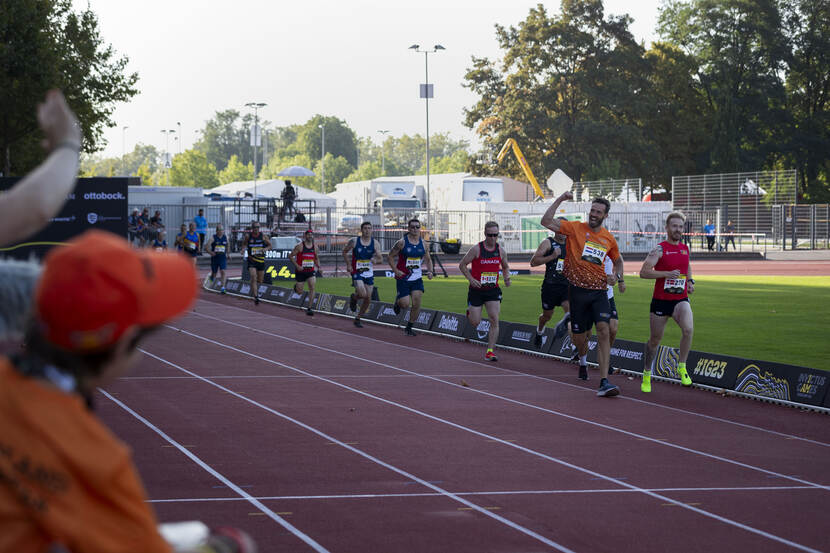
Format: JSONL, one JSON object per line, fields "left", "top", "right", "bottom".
{"left": 193, "top": 299, "right": 830, "bottom": 448}
{"left": 143, "top": 338, "right": 823, "bottom": 553}
{"left": 137, "top": 350, "right": 578, "bottom": 553}
{"left": 120, "top": 374, "right": 535, "bottom": 380}
{"left": 98, "top": 389, "right": 330, "bottom": 553}
{"left": 148, "top": 485, "right": 818, "bottom": 503}
{"left": 177, "top": 313, "right": 830, "bottom": 493}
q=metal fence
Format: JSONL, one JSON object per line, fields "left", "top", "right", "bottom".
{"left": 773, "top": 204, "right": 830, "bottom": 249}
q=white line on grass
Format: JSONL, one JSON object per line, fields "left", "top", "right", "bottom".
{"left": 179, "top": 312, "right": 830, "bottom": 492}
{"left": 194, "top": 299, "right": 830, "bottom": 448}
{"left": 136, "top": 349, "right": 578, "bottom": 553}
{"left": 143, "top": 337, "right": 824, "bottom": 553}
{"left": 147, "top": 485, "right": 818, "bottom": 504}
{"left": 98, "top": 389, "right": 331, "bottom": 553}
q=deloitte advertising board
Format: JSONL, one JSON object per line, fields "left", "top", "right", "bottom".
{"left": 208, "top": 280, "right": 829, "bottom": 410}
{"left": 0, "top": 177, "right": 128, "bottom": 259}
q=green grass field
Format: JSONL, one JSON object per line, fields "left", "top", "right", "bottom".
{"left": 310, "top": 274, "right": 830, "bottom": 370}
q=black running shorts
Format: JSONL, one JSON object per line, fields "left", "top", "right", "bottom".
{"left": 467, "top": 286, "right": 502, "bottom": 307}
{"left": 568, "top": 285, "right": 612, "bottom": 334}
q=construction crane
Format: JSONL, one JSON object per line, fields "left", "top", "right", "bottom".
{"left": 496, "top": 138, "right": 546, "bottom": 200}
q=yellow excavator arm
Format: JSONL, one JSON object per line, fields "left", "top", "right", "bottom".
{"left": 496, "top": 138, "right": 546, "bottom": 200}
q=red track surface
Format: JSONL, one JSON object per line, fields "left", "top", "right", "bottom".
{"left": 97, "top": 291, "right": 830, "bottom": 553}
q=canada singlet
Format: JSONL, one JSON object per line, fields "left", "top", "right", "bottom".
{"left": 470, "top": 241, "right": 502, "bottom": 289}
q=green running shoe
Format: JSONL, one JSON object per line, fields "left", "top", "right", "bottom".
{"left": 641, "top": 370, "right": 652, "bottom": 393}
{"left": 678, "top": 366, "right": 692, "bottom": 387}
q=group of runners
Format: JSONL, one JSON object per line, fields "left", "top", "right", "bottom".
{"left": 236, "top": 190, "right": 695, "bottom": 398}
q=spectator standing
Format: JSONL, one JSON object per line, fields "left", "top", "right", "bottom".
{"left": 703, "top": 219, "right": 716, "bottom": 251}
{"left": 683, "top": 218, "right": 692, "bottom": 247}
{"left": 281, "top": 180, "right": 296, "bottom": 221}
{"left": 128, "top": 209, "right": 140, "bottom": 245}
{"left": 193, "top": 209, "right": 208, "bottom": 252}
{"left": 723, "top": 220, "right": 736, "bottom": 251}
{"left": 138, "top": 208, "right": 151, "bottom": 247}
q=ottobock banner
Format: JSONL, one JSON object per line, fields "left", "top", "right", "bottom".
{"left": 0, "top": 177, "right": 129, "bottom": 259}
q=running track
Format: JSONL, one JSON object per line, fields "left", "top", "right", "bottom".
{"left": 97, "top": 291, "right": 830, "bottom": 553}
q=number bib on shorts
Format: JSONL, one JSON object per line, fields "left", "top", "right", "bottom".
{"left": 581, "top": 240, "right": 608, "bottom": 265}
{"left": 663, "top": 275, "right": 687, "bottom": 295}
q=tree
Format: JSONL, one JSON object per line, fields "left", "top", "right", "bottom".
{"left": 135, "top": 162, "right": 156, "bottom": 187}
{"left": 781, "top": 0, "right": 830, "bottom": 201}
{"left": 658, "top": 0, "right": 789, "bottom": 173}
{"left": 193, "top": 110, "right": 255, "bottom": 172}
{"left": 217, "top": 154, "right": 254, "bottom": 184}
{"left": 297, "top": 115, "right": 358, "bottom": 167}
{"left": 169, "top": 149, "right": 219, "bottom": 188}
{"left": 424, "top": 150, "right": 470, "bottom": 174}
{"left": 0, "top": 0, "right": 138, "bottom": 175}
{"left": 344, "top": 160, "right": 385, "bottom": 183}
{"left": 463, "top": 1, "right": 651, "bottom": 184}
{"left": 314, "top": 154, "right": 354, "bottom": 193}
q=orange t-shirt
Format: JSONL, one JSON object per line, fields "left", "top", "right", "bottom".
{"left": 0, "top": 359, "right": 173, "bottom": 553}
{"left": 558, "top": 220, "right": 620, "bottom": 290}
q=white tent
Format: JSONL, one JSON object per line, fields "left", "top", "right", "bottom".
{"left": 210, "top": 179, "right": 336, "bottom": 208}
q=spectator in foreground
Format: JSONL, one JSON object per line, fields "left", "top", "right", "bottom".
{"left": 0, "top": 90, "right": 81, "bottom": 247}
{"left": 0, "top": 230, "right": 198, "bottom": 552}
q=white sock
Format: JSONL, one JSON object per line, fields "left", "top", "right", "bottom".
{"left": 579, "top": 355, "right": 587, "bottom": 365}
{"left": 536, "top": 323, "right": 544, "bottom": 334}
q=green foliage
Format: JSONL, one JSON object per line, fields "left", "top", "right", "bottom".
{"left": 298, "top": 115, "right": 358, "bottom": 167}
{"left": 170, "top": 149, "right": 219, "bottom": 188}
{"left": 426, "top": 150, "right": 471, "bottom": 174}
{"left": 0, "top": 0, "right": 139, "bottom": 175}
{"left": 193, "top": 109, "right": 255, "bottom": 172}
{"left": 217, "top": 154, "right": 254, "bottom": 185}
{"left": 134, "top": 162, "right": 156, "bottom": 187}
{"left": 315, "top": 153, "right": 354, "bottom": 193}
{"left": 344, "top": 160, "right": 385, "bottom": 183}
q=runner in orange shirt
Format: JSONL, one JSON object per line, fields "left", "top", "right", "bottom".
{"left": 0, "top": 231, "right": 252, "bottom": 553}
{"left": 541, "top": 191, "right": 624, "bottom": 397}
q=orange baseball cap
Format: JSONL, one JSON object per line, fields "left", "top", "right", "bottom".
{"left": 35, "top": 230, "right": 198, "bottom": 352}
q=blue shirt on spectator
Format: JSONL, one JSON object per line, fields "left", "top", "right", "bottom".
{"left": 194, "top": 214, "right": 208, "bottom": 235}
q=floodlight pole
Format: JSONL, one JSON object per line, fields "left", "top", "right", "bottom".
{"left": 378, "top": 130, "right": 390, "bottom": 175}
{"left": 246, "top": 102, "right": 267, "bottom": 199}
{"left": 410, "top": 44, "right": 445, "bottom": 237}
{"left": 318, "top": 123, "right": 326, "bottom": 194}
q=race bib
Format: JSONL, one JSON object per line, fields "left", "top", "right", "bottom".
{"left": 214, "top": 245, "right": 226, "bottom": 253}
{"left": 581, "top": 240, "right": 608, "bottom": 265}
{"left": 155, "top": 247, "right": 163, "bottom": 252}
{"left": 406, "top": 257, "right": 421, "bottom": 268}
{"left": 480, "top": 272, "right": 498, "bottom": 285}
{"left": 356, "top": 259, "right": 372, "bottom": 275}
{"left": 555, "top": 258, "right": 564, "bottom": 272}
{"left": 250, "top": 246, "right": 263, "bottom": 256}
{"left": 302, "top": 258, "right": 315, "bottom": 269}
{"left": 185, "top": 240, "right": 197, "bottom": 250}
{"left": 663, "top": 275, "right": 687, "bottom": 294}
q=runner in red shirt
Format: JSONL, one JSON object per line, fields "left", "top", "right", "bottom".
{"left": 459, "top": 221, "right": 511, "bottom": 361}
{"left": 638, "top": 212, "right": 695, "bottom": 393}
{"left": 291, "top": 229, "right": 321, "bottom": 316}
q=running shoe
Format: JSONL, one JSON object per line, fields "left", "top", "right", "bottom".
{"left": 641, "top": 370, "right": 652, "bottom": 393}
{"left": 485, "top": 350, "right": 498, "bottom": 362}
{"left": 597, "top": 380, "right": 620, "bottom": 397}
{"left": 553, "top": 313, "right": 570, "bottom": 340}
{"left": 354, "top": 318, "right": 363, "bottom": 328}
{"left": 306, "top": 308, "right": 314, "bottom": 316}
{"left": 220, "top": 287, "right": 226, "bottom": 295}
{"left": 678, "top": 366, "right": 692, "bottom": 387}
{"left": 578, "top": 365, "right": 588, "bottom": 380}
{"left": 534, "top": 331, "right": 543, "bottom": 348}
{"left": 404, "top": 326, "right": 416, "bottom": 336}
{"left": 569, "top": 350, "right": 580, "bottom": 363}
{"left": 393, "top": 302, "right": 401, "bottom": 315}
{"left": 254, "top": 296, "right": 259, "bottom": 305}
{"left": 349, "top": 293, "right": 357, "bottom": 312}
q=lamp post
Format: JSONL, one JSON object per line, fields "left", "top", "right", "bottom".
{"left": 160, "top": 129, "right": 175, "bottom": 185}
{"left": 377, "top": 130, "right": 390, "bottom": 175}
{"left": 318, "top": 123, "right": 326, "bottom": 194}
{"left": 409, "top": 44, "right": 445, "bottom": 219}
{"left": 245, "top": 102, "right": 267, "bottom": 198}
{"left": 122, "top": 126, "right": 128, "bottom": 176}
{"left": 177, "top": 121, "right": 182, "bottom": 154}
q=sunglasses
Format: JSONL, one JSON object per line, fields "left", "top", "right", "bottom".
{"left": 486, "top": 232, "right": 499, "bottom": 237}
{"left": 409, "top": 226, "right": 421, "bottom": 230}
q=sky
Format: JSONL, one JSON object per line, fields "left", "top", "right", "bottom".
{"left": 74, "top": 0, "right": 664, "bottom": 160}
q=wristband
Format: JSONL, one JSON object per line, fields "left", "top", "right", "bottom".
{"left": 616, "top": 273, "right": 624, "bottom": 282}
{"left": 689, "top": 278, "right": 695, "bottom": 284}
{"left": 53, "top": 141, "right": 81, "bottom": 154}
